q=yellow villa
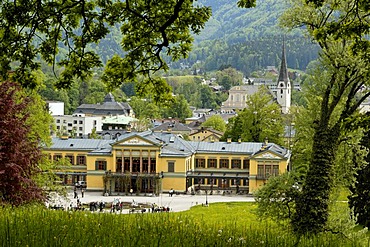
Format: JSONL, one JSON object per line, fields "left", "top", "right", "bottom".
{"left": 44, "top": 131, "right": 290, "bottom": 195}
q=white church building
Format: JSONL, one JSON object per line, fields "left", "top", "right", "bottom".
{"left": 221, "top": 42, "right": 291, "bottom": 114}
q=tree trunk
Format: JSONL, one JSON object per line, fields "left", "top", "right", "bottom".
{"left": 292, "top": 125, "right": 340, "bottom": 235}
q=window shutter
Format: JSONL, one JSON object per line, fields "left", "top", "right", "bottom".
{"left": 95, "top": 161, "right": 98, "bottom": 170}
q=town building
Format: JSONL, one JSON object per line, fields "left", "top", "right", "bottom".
{"left": 189, "top": 127, "right": 224, "bottom": 142}
{"left": 152, "top": 121, "right": 192, "bottom": 136}
{"left": 275, "top": 41, "right": 291, "bottom": 114}
{"left": 74, "top": 93, "right": 134, "bottom": 117}
{"left": 221, "top": 42, "right": 291, "bottom": 114}
{"left": 53, "top": 113, "right": 103, "bottom": 138}
{"left": 46, "top": 101, "right": 65, "bottom": 116}
{"left": 102, "top": 115, "right": 137, "bottom": 131}
{"left": 44, "top": 131, "right": 290, "bottom": 195}
{"left": 221, "top": 85, "right": 260, "bottom": 113}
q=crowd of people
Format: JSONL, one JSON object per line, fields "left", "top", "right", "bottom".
{"left": 47, "top": 188, "right": 174, "bottom": 213}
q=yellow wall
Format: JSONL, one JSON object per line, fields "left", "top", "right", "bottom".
{"left": 162, "top": 177, "right": 186, "bottom": 192}
{"left": 190, "top": 131, "right": 222, "bottom": 142}
{"left": 248, "top": 158, "right": 288, "bottom": 193}
{"left": 157, "top": 156, "right": 187, "bottom": 173}
{"left": 86, "top": 173, "right": 105, "bottom": 190}
{"left": 44, "top": 140, "right": 289, "bottom": 194}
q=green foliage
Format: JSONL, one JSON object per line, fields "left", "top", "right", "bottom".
{"left": 237, "top": 0, "right": 257, "bottom": 8}
{"left": 201, "top": 115, "right": 226, "bottom": 132}
{"left": 255, "top": 172, "right": 300, "bottom": 224}
{"left": 222, "top": 86, "right": 284, "bottom": 144}
{"left": 0, "top": 81, "right": 45, "bottom": 206}
{"left": 175, "top": 0, "right": 319, "bottom": 75}
{"left": 215, "top": 67, "right": 243, "bottom": 90}
{"left": 0, "top": 0, "right": 212, "bottom": 102}
{"left": 348, "top": 120, "right": 370, "bottom": 228}
{"left": 129, "top": 96, "right": 161, "bottom": 119}
{"left": 348, "top": 163, "right": 370, "bottom": 228}
{"left": 183, "top": 36, "right": 319, "bottom": 77}
{"left": 0, "top": 202, "right": 367, "bottom": 246}
{"left": 161, "top": 95, "right": 193, "bottom": 121}
{"left": 24, "top": 91, "right": 54, "bottom": 147}
{"left": 281, "top": 0, "right": 370, "bottom": 235}
{"left": 34, "top": 157, "right": 70, "bottom": 196}
{"left": 89, "top": 128, "right": 102, "bottom": 139}
{"left": 133, "top": 118, "right": 153, "bottom": 132}
{"left": 198, "top": 85, "right": 219, "bottom": 109}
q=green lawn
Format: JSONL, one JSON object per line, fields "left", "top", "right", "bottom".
{"left": 178, "top": 202, "right": 260, "bottom": 226}
{"left": 0, "top": 201, "right": 367, "bottom": 246}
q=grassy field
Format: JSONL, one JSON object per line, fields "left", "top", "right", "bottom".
{"left": 0, "top": 202, "right": 368, "bottom": 247}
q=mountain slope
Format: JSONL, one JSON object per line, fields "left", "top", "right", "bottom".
{"left": 195, "top": 0, "right": 297, "bottom": 43}
{"left": 170, "top": 0, "right": 319, "bottom": 75}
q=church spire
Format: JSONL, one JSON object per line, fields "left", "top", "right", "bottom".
{"left": 278, "top": 39, "right": 289, "bottom": 83}
{"left": 276, "top": 38, "right": 291, "bottom": 114}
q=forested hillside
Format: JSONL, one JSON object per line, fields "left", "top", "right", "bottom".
{"left": 175, "top": 36, "right": 319, "bottom": 76}
{"left": 73, "top": 0, "right": 318, "bottom": 76}
{"left": 195, "top": 0, "right": 294, "bottom": 43}
{"left": 170, "top": 0, "right": 319, "bottom": 75}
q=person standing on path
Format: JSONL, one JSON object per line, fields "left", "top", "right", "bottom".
{"left": 74, "top": 187, "right": 78, "bottom": 199}
{"left": 81, "top": 189, "right": 84, "bottom": 198}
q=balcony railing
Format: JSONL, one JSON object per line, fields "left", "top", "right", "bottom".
{"left": 104, "top": 171, "right": 161, "bottom": 178}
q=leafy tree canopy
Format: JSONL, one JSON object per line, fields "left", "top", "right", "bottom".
{"left": 0, "top": 81, "right": 45, "bottom": 205}
{"left": 129, "top": 96, "right": 161, "bottom": 120}
{"left": 201, "top": 115, "right": 226, "bottom": 132}
{"left": 222, "top": 86, "right": 284, "bottom": 145}
{"left": 254, "top": 172, "right": 300, "bottom": 224}
{"left": 0, "top": 0, "right": 216, "bottom": 102}
{"left": 216, "top": 67, "right": 243, "bottom": 91}
{"left": 161, "top": 95, "right": 193, "bottom": 121}
{"left": 280, "top": 0, "right": 370, "bottom": 235}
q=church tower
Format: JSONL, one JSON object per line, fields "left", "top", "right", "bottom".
{"left": 276, "top": 40, "right": 291, "bottom": 114}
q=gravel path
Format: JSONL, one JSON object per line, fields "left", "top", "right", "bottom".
{"left": 47, "top": 190, "right": 255, "bottom": 213}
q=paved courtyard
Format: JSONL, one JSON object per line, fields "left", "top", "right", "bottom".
{"left": 47, "top": 190, "right": 255, "bottom": 213}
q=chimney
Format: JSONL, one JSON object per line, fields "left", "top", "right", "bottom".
{"left": 227, "top": 137, "right": 232, "bottom": 143}
{"left": 238, "top": 136, "right": 241, "bottom": 143}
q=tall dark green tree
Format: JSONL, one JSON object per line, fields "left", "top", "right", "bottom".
{"left": 280, "top": 0, "right": 370, "bottom": 235}
{"left": 198, "top": 85, "right": 218, "bottom": 109}
{"left": 348, "top": 114, "right": 370, "bottom": 228}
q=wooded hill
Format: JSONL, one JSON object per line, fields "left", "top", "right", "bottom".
{"left": 86, "top": 0, "right": 319, "bottom": 76}
{"left": 171, "top": 0, "right": 320, "bottom": 75}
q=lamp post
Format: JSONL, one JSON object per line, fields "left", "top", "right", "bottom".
{"left": 210, "top": 173, "right": 214, "bottom": 195}
{"left": 287, "top": 122, "right": 294, "bottom": 171}
{"left": 236, "top": 173, "right": 240, "bottom": 194}
{"left": 160, "top": 171, "right": 164, "bottom": 207}
{"left": 205, "top": 189, "right": 208, "bottom": 206}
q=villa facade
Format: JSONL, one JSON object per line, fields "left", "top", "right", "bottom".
{"left": 44, "top": 131, "right": 290, "bottom": 195}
